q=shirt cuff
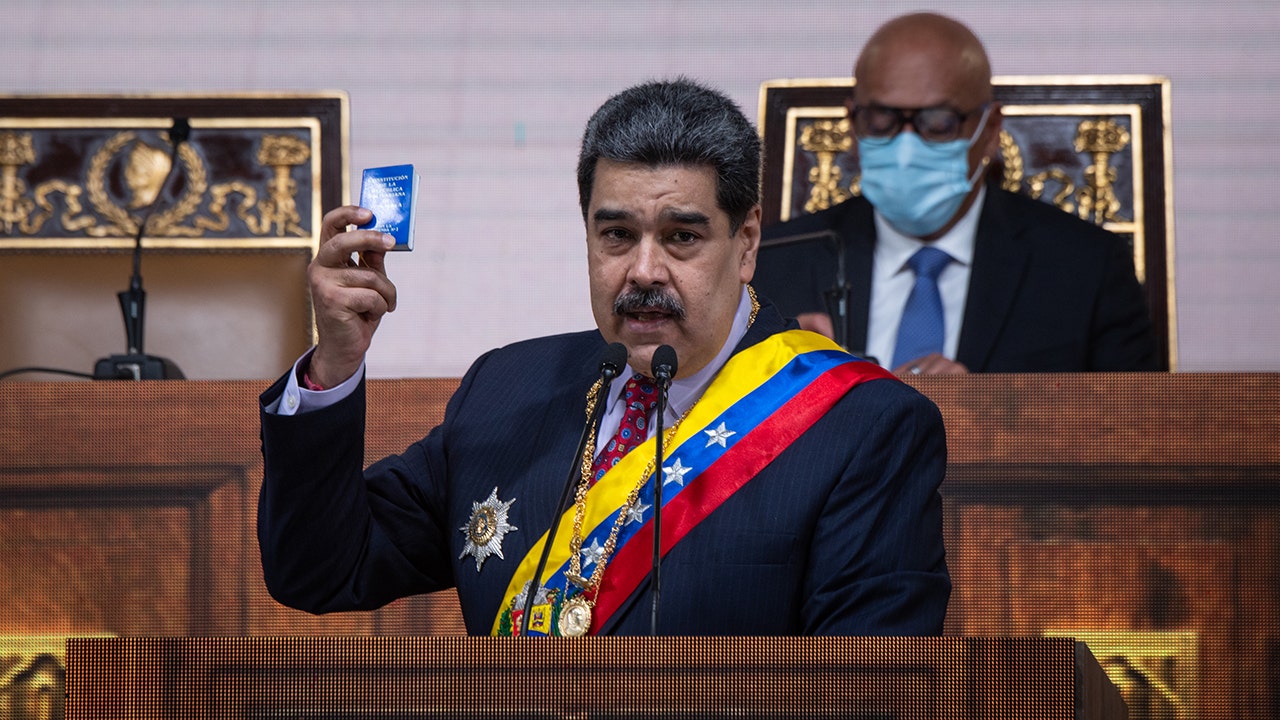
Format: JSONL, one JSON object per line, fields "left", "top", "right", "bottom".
{"left": 270, "top": 347, "right": 365, "bottom": 416}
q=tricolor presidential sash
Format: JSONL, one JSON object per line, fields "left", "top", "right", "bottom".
{"left": 493, "top": 330, "right": 895, "bottom": 636}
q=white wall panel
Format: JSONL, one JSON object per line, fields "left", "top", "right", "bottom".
{"left": 5, "top": 0, "right": 1278, "bottom": 375}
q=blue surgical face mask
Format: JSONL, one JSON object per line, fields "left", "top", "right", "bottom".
{"left": 857, "top": 106, "right": 991, "bottom": 237}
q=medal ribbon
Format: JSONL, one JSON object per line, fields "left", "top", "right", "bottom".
{"left": 491, "top": 330, "right": 895, "bottom": 636}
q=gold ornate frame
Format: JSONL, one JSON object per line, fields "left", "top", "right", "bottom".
{"left": 0, "top": 92, "right": 348, "bottom": 257}
{"left": 0, "top": 93, "right": 349, "bottom": 377}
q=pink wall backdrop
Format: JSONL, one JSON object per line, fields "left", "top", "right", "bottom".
{"left": 6, "top": 0, "right": 1278, "bottom": 376}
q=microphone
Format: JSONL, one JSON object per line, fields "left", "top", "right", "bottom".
{"left": 648, "top": 344, "right": 677, "bottom": 635}
{"left": 519, "top": 341, "right": 627, "bottom": 634}
{"left": 600, "top": 342, "right": 629, "bottom": 381}
{"left": 93, "top": 117, "right": 189, "bottom": 380}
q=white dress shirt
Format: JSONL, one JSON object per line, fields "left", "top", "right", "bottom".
{"left": 865, "top": 186, "right": 985, "bottom": 368}
{"left": 595, "top": 284, "right": 752, "bottom": 451}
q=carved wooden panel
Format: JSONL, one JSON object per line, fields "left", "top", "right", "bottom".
{"left": 923, "top": 372, "right": 1280, "bottom": 720}
{"left": 63, "top": 636, "right": 1123, "bottom": 720}
{"left": 3, "top": 374, "right": 1278, "bottom": 720}
{"left": 0, "top": 95, "right": 346, "bottom": 249}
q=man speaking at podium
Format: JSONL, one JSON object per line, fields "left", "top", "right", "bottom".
{"left": 258, "top": 78, "right": 949, "bottom": 636}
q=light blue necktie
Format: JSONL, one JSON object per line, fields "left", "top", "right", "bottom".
{"left": 892, "top": 246, "right": 953, "bottom": 368}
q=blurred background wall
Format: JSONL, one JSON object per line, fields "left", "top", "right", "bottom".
{"left": 5, "top": 0, "right": 1278, "bottom": 377}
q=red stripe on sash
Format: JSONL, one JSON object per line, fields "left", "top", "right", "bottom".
{"left": 589, "top": 360, "right": 894, "bottom": 632}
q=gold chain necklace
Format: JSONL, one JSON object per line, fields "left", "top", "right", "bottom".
{"left": 560, "top": 383, "right": 692, "bottom": 636}
{"left": 557, "top": 284, "right": 759, "bottom": 637}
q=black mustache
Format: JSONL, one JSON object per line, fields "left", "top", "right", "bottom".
{"left": 613, "top": 287, "right": 686, "bottom": 320}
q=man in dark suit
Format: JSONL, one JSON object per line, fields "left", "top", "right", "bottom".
{"left": 258, "top": 78, "right": 949, "bottom": 637}
{"left": 753, "top": 13, "right": 1158, "bottom": 375}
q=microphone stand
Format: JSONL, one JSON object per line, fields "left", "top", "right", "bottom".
{"left": 519, "top": 345, "right": 624, "bottom": 634}
{"left": 649, "top": 345, "right": 677, "bottom": 636}
{"left": 825, "top": 235, "right": 851, "bottom": 351}
{"left": 759, "top": 229, "right": 850, "bottom": 350}
{"left": 93, "top": 118, "right": 189, "bottom": 380}
{"left": 650, "top": 385, "right": 667, "bottom": 636}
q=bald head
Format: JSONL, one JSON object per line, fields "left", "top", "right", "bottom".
{"left": 849, "top": 13, "right": 1002, "bottom": 239}
{"left": 855, "top": 13, "right": 992, "bottom": 110}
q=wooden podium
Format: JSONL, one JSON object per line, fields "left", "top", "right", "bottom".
{"left": 3, "top": 373, "right": 1278, "bottom": 718}
{"left": 65, "top": 636, "right": 1124, "bottom": 720}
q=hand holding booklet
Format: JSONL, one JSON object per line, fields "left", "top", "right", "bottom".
{"left": 357, "top": 164, "right": 420, "bottom": 251}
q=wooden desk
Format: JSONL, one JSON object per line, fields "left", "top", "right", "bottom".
{"left": 64, "top": 636, "right": 1125, "bottom": 720}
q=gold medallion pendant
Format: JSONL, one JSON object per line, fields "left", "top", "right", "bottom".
{"left": 558, "top": 596, "right": 593, "bottom": 637}
{"left": 553, "top": 362, "right": 714, "bottom": 638}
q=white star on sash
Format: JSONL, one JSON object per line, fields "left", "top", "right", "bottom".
{"left": 704, "top": 422, "right": 737, "bottom": 448}
{"left": 581, "top": 538, "right": 607, "bottom": 568}
{"left": 625, "top": 500, "right": 651, "bottom": 526}
{"left": 663, "top": 458, "right": 692, "bottom": 487}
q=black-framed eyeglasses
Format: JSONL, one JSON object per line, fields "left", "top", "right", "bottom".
{"left": 850, "top": 103, "right": 989, "bottom": 144}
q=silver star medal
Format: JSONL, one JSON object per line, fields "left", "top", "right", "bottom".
{"left": 459, "top": 486, "right": 518, "bottom": 572}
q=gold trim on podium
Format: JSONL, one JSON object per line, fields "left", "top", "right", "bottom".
{"left": 1046, "top": 629, "right": 1197, "bottom": 720}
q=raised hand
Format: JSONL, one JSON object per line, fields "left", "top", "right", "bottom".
{"left": 306, "top": 206, "right": 398, "bottom": 387}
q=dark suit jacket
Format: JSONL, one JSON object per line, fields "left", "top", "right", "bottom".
{"left": 754, "top": 189, "right": 1159, "bottom": 372}
{"left": 258, "top": 303, "right": 950, "bottom": 636}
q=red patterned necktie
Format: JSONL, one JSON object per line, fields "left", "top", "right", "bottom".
{"left": 590, "top": 373, "right": 659, "bottom": 484}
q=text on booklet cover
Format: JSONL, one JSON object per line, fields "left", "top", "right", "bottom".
{"left": 358, "top": 164, "right": 420, "bottom": 251}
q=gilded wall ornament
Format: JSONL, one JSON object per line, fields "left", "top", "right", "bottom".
{"left": 0, "top": 124, "right": 317, "bottom": 243}
{"left": 1074, "top": 118, "right": 1130, "bottom": 224}
{"left": 799, "top": 118, "right": 853, "bottom": 215}
{"left": 82, "top": 130, "right": 208, "bottom": 238}
{"left": 0, "top": 132, "right": 37, "bottom": 234}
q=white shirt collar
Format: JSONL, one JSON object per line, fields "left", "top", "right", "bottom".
{"left": 873, "top": 185, "right": 985, "bottom": 281}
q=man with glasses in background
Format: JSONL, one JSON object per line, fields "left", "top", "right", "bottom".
{"left": 754, "top": 12, "right": 1158, "bottom": 375}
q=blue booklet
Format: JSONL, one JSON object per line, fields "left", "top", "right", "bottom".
{"left": 358, "top": 164, "right": 419, "bottom": 251}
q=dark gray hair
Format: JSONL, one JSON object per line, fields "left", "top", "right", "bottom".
{"left": 577, "top": 78, "right": 761, "bottom": 233}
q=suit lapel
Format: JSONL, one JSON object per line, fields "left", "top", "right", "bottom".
{"left": 956, "top": 189, "right": 1032, "bottom": 371}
